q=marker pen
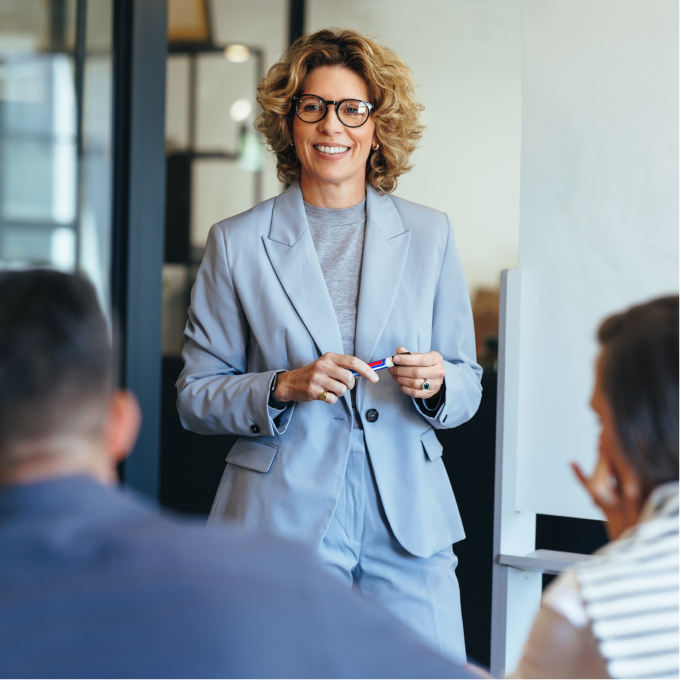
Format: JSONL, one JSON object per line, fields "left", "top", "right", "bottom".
{"left": 350, "top": 356, "right": 394, "bottom": 377}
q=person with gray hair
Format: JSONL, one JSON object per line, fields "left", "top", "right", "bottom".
{"left": 0, "top": 269, "right": 475, "bottom": 679}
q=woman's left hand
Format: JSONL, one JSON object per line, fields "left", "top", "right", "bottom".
{"left": 572, "top": 455, "right": 643, "bottom": 540}
{"left": 387, "top": 346, "right": 445, "bottom": 399}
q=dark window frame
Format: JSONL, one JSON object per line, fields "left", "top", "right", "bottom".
{"left": 111, "top": 0, "right": 168, "bottom": 499}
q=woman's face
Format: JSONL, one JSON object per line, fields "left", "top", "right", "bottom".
{"left": 292, "top": 65, "right": 377, "bottom": 194}
{"left": 591, "top": 356, "right": 622, "bottom": 471}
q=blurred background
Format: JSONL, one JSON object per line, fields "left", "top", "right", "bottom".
{"left": 0, "top": 0, "right": 607, "bottom": 668}
{"left": 0, "top": 0, "right": 113, "bottom": 306}
{"left": 160, "top": 0, "right": 521, "bottom": 363}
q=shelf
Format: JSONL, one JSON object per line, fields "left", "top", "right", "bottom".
{"left": 497, "top": 549, "right": 590, "bottom": 575}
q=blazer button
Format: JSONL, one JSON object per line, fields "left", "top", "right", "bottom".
{"left": 250, "top": 424, "right": 260, "bottom": 434}
{"left": 365, "top": 408, "right": 379, "bottom": 423}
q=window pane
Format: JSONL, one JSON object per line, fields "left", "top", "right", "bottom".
{"left": 0, "top": 0, "right": 114, "bottom": 315}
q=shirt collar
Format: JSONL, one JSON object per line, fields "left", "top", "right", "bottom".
{"left": 639, "top": 480, "right": 679, "bottom": 523}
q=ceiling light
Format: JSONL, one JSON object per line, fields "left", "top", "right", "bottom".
{"left": 230, "top": 98, "right": 252, "bottom": 122}
{"left": 224, "top": 45, "right": 250, "bottom": 63}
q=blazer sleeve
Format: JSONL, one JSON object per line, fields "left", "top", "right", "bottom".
{"left": 413, "top": 213, "right": 483, "bottom": 429}
{"left": 176, "top": 224, "right": 295, "bottom": 437}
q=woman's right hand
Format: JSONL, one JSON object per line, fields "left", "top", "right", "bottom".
{"left": 274, "top": 353, "right": 379, "bottom": 405}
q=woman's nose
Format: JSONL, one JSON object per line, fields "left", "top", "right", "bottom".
{"left": 318, "top": 106, "right": 343, "bottom": 134}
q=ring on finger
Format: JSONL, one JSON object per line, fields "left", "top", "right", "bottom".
{"left": 421, "top": 380, "right": 430, "bottom": 390}
{"left": 318, "top": 390, "right": 328, "bottom": 402}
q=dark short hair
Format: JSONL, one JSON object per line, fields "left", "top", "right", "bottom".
{"left": 598, "top": 295, "right": 679, "bottom": 490}
{"left": 0, "top": 269, "right": 112, "bottom": 453}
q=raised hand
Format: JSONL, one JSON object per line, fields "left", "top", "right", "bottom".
{"left": 572, "top": 455, "right": 643, "bottom": 540}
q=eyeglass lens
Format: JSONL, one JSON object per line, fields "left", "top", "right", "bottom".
{"left": 296, "top": 95, "right": 370, "bottom": 127}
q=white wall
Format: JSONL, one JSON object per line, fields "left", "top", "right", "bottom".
{"left": 307, "top": 0, "right": 523, "bottom": 293}
{"left": 515, "top": 0, "right": 679, "bottom": 519}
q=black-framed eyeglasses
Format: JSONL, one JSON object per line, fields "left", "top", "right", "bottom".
{"left": 293, "top": 94, "right": 374, "bottom": 128}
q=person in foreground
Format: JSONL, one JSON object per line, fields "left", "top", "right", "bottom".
{"left": 177, "top": 28, "right": 481, "bottom": 663}
{"left": 0, "top": 269, "right": 476, "bottom": 679}
{"left": 512, "top": 296, "right": 679, "bottom": 679}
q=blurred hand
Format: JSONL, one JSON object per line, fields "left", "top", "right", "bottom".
{"left": 275, "top": 352, "right": 378, "bottom": 405}
{"left": 388, "top": 346, "right": 445, "bottom": 400}
{"left": 572, "top": 455, "right": 643, "bottom": 540}
{"left": 464, "top": 663, "right": 494, "bottom": 680}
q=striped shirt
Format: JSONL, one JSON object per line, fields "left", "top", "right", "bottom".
{"left": 577, "top": 481, "right": 679, "bottom": 679}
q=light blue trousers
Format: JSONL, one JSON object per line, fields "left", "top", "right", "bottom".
{"left": 317, "top": 428, "right": 466, "bottom": 664}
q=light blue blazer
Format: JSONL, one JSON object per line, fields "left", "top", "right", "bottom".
{"left": 177, "top": 183, "right": 482, "bottom": 558}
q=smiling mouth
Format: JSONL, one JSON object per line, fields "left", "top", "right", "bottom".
{"left": 313, "top": 145, "right": 349, "bottom": 155}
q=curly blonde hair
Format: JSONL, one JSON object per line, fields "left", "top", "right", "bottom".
{"left": 255, "top": 28, "right": 425, "bottom": 194}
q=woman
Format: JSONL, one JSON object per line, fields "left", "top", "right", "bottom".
{"left": 177, "top": 29, "right": 482, "bottom": 662}
{"left": 512, "top": 296, "right": 679, "bottom": 679}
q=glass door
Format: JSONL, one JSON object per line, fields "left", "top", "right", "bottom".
{"left": 0, "top": 0, "right": 114, "bottom": 312}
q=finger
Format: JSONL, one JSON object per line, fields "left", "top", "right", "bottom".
{"left": 610, "top": 454, "right": 639, "bottom": 504}
{"left": 321, "top": 353, "right": 364, "bottom": 384}
{"left": 395, "top": 376, "right": 441, "bottom": 390}
{"left": 313, "top": 383, "right": 339, "bottom": 405}
{"left": 592, "top": 456, "right": 619, "bottom": 498}
{"left": 589, "top": 457, "right": 620, "bottom": 508}
{"left": 332, "top": 354, "right": 379, "bottom": 383}
{"left": 408, "top": 390, "right": 441, "bottom": 400}
{"left": 393, "top": 349, "right": 421, "bottom": 366}
{"left": 390, "top": 365, "right": 442, "bottom": 379}
{"left": 571, "top": 462, "right": 591, "bottom": 490}
{"left": 324, "top": 377, "right": 352, "bottom": 398}
{"left": 309, "top": 385, "right": 338, "bottom": 404}
{"left": 571, "top": 461, "right": 612, "bottom": 512}
{"left": 399, "top": 385, "right": 433, "bottom": 399}
{"left": 388, "top": 367, "right": 402, "bottom": 382}
{"left": 325, "top": 364, "right": 356, "bottom": 390}
{"left": 392, "top": 350, "right": 441, "bottom": 368}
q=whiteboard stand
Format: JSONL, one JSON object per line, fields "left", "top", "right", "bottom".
{"left": 490, "top": 269, "right": 540, "bottom": 677}
{"left": 490, "top": 269, "right": 589, "bottom": 676}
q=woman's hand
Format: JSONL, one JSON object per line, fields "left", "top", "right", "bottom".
{"left": 387, "top": 346, "right": 445, "bottom": 400}
{"left": 274, "top": 353, "right": 378, "bottom": 405}
{"left": 572, "top": 455, "right": 643, "bottom": 540}
{"left": 464, "top": 663, "right": 494, "bottom": 680}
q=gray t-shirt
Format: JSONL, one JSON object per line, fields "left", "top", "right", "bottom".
{"left": 305, "top": 198, "right": 366, "bottom": 357}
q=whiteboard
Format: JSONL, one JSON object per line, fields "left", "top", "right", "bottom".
{"left": 515, "top": 0, "right": 679, "bottom": 519}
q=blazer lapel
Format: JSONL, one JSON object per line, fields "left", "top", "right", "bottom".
{"left": 354, "top": 187, "right": 411, "bottom": 363}
{"left": 263, "top": 183, "right": 345, "bottom": 359}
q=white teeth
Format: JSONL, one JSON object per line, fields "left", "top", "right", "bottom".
{"left": 316, "top": 145, "right": 348, "bottom": 154}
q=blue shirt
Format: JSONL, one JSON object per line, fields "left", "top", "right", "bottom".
{"left": 0, "top": 476, "right": 471, "bottom": 679}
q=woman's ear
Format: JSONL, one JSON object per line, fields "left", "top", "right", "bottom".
{"left": 103, "top": 390, "right": 142, "bottom": 467}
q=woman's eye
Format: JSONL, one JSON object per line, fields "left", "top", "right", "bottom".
{"left": 304, "top": 104, "right": 320, "bottom": 112}
{"left": 342, "top": 103, "right": 365, "bottom": 116}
